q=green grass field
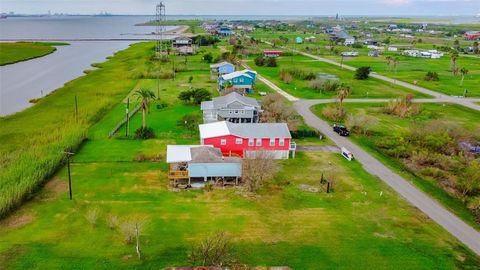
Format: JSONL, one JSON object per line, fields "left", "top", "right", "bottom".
{"left": 247, "top": 53, "right": 431, "bottom": 99}
{"left": 312, "top": 102, "right": 480, "bottom": 230}
{"left": 1, "top": 38, "right": 480, "bottom": 268}
{"left": 0, "top": 42, "right": 67, "bottom": 66}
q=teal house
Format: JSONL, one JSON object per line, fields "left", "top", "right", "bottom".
{"left": 218, "top": 70, "right": 257, "bottom": 94}
{"left": 296, "top": 37, "right": 304, "bottom": 44}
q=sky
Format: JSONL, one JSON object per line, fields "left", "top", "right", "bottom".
{"left": 1, "top": 0, "right": 479, "bottom": 16}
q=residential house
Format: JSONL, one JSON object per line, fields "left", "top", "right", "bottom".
{"left": 263, "top": 51, "right": 283, "bottom": 57}
{"left": 296, "top": 37, "right": 304, "bottom": 44}
{"left": 218, "top": 70, "right": 257, "bottom": 94}
{"left": 166, "top": 145, "right": 242, "bottom": 187}
{"left": 341, "top": 51, "right": 359, "bottom": 57}
{"left": 219, "top": 27, "right": 234, "bottom": 36}
{"left": 464, "top": 31, "right": 480, "bottom": 40}
{"left": 364, "top": 39, "right": 378, "bottom": 45}
{"left": 199, "top": 121, "right": 296, "bottom": 159}
{"left": 200, "top": 92, "right": 262, "bottom": 124}
{"left": 344, "top": 36, "right": 356, "bottom": 46}
{"left": 368, "top": 51, "right": 379, "bottom": 57}
{"left": 172, "top": 37, "right": 195, "bottom": 55}
{"left": 210, "top": 61, "right": 236, "bottom": 79}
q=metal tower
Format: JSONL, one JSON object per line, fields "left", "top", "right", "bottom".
{"left": 155, "top": 2, "right": 166, "bottom": 56}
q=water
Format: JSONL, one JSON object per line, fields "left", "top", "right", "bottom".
{"left": 0, "top": 16, "right": 175, "bottom": 116}
{"left": 0, "top": 41, "right": 134, "bottom": 116}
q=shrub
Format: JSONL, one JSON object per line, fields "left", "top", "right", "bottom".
{"left": 280, "top": 70, "right": 293, "bottom": 84}
{"left": 345, "top": 114, "right": 378, "bottom": 135}
{"left": 203, "top": 52, "right": 213, "bottom": 63}
{"left": 280, "top": 68, "right": 316, "bottom": 81}
{"left": 178, "top": 88, "right": 212, "bottom": 104}
{"left": 322, "top": 104, "right": 347, "bottom": 121}
{"left": 424, "top": 71, "right": 439, "bottom": 81}
{"left": 291, "top": 129, "right": 322, "bottom": 139}
{"left": 135, "top": 127, "right": 155, "bottom": 139}
{"left": 204, "top": 181, "right": 214, "bottom": 192}
{"left": 85, "top": 208, "right": 100, "bottom": 226}
{"left": 355, "top": 66, "right": 371, "bottom": 80}
{"left": 254, "top": 55, "right": 277, "bottom": 67}
{"left": 177, "top": 113, "right": 201, "bottom": 135}
{"left": 106, "top": 215, "right": 119, "bottom": 230}
{"left": 383, "top": 95, "right": 421, "bottom": 118}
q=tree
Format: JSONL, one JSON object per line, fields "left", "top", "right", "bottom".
{"left": 424, "top": 71, "right": 439, "bottom": 81}
{"left": 458, "top": 160, "right": 480, "bottom": 196}
{"left": 385, "top": 56, "right": 392, "bottom": 72}
{"left": 460, "top": 67, "right": 469, "bottom": 86}
{"left": 355, "top": 66, "right": 371, "bottom": 80}
{"left": 453, "top": 39, "right": 460, "bottom": 51}
{"left": 188, "top": 232, "right": 235, "bottom": 267}
{"left": 242, "top": 152, "right": 279, "bottom": 192}
{"left": 337, "top": 84, "right": 351, "bottom": 106}
{"left": 450, "top": 50, "right": 459, "bottom": 76}
{"left": 134, "top": 88, "right": 156, "bottom": 129}
{"left": 345, "top": 114, "right": 378, "bottom": 135}
{"left": 261, "top": 93, "right": 300, "bottom": 131}
{"left": 203, "top": 52, "right": 213, "bottom": 63}
{"left": 178, "top": 88, "right": 212, "bottom": 104}
{"left": 473, "top": 41, "right": 479, "bottom": 54}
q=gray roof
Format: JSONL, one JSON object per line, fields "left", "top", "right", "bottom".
{"left": 201, "top": 92, "right": 260, "bottom": 111}
{"left": 210, "top": 61, "right": 234, "bottom": 68}
{"left": 226, "top": 122, "right": 291, "bottom": 139}
{"left": 190, "top": 146, "right": 242, "bottom": 164}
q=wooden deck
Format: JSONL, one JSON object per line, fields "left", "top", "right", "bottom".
{"left": 168, "top": 170, "right": 189, "bottom": 180}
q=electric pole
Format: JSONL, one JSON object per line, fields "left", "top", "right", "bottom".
{"left": 64, "top": 151, "right": 75, "bottom": 200}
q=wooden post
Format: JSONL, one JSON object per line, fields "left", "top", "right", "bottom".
{"left": 125, "top": 98, "right": 130, "bottom": 137}
{"left": 67, "top": 155, "right": 72, "bottom": 200}
{"left": 327, "top": 182, "right": 330, "bottom": 193}
{"left": 135, "top": 223, "right": 141, "bottom": 259}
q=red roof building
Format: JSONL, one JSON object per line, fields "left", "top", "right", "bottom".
{"left": 464, "top": 31, "right": 480, "bottom": 40}
{"left": 199, "top": 121, "right": 295, "bottom": 159}
{"left": 263, "top": 51, "right": 283, "bottom": 57}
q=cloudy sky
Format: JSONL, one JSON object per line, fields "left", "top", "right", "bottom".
{"left": 1, "top": 0, "right": 479, "bottom": 16}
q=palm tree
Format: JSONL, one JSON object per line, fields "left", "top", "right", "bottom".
{"left": 337, "top": 84, "right": 351, "bottom": 106}
{"left": 134, "top": 88, "right": 156, "bottom": 129}
{"left": 460, "top": 67, "right": 469, "bottom": 86}
{"left": 385, "top": 56, "right": 392, "bottom": 71}
{"left": 392, "top": 57, "right": 400, "bottom": 83}
{"left": 453, "top": 39, "right": 460, "bottom": 51}
{"left": 450, "top": 50, "right": 459, "bottom": 76}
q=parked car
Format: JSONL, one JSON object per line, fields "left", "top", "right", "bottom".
{"left": 333, "top": 125, "right": 349, "bottom": 136}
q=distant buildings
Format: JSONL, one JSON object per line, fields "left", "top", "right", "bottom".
{"left": 341, "top": 51, "right": 359, "bottom": 57}
{"left": 464, "top": 31, "right": 480, "bottom": 40}
{"left": 402, "top": 49, "right": 443, "bottom": 59}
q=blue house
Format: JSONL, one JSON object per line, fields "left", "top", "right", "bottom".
{"left": 218, "top": 70, "right": 257, "bottom": 94}
{"left": 210, "top": 61, "right": 236, "bottom": 79}
{"left": 296, "top": 37, "right": 304, "bottom": 44}
{"left": 219, "top": 27, "right": 234, "bottom": 36}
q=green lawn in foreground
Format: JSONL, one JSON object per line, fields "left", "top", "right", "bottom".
{"left": 312, "top": 102, "right": 480, "bottom": 230}
{"left": 0, "top": 42, "right": 67, "bottom": 66}
{"left": 1, "top": 40, "right": 479, "bottom": 268}
{"left": 247, "top": 53, "right": 432, "bottom": 99}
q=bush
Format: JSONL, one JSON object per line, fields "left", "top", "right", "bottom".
{"left": 203, "top": 52, "right": 213, "bottom": 63}
{"left": 178, "top": 88, "right": 212, "bottom": 104}
{"left": 280, "top": 70, "right": 293, "bottom": 84}
{"left": 177, "top": 113, "right": 201, "bottom": 135}
{"left": 254, "top": 55, "right": 277, "bottom": 67}
{"left": 355, "top": 66, "right": 371, "bottom": 80}
{"left": 135, "top": 127, "right": 155, "bottom": 139}
{"left": 383, "top": 95, "right": 421, "bottom": 118}
{"left": 345, "top": 114, "right": 378, "bottom": 135}
{"left": 291, "top": 129, "right": 322, "bottom": 139}
{"left": 193, "top": 35, "right": 220, "bottom": 46}
{"left": 280, "top": 68, "right": 316, "bottom": 81}
{"left": 322, "top": 104, "right": 347, "bottom": 121}
{"left": 424, "top": 71, "right": 439, "bottom": 81}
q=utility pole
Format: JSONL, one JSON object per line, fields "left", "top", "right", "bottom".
{"left": 156, "top": 2, "right": 166, "bottom": 97}
{"left": 64, "top": 151, "right": 75, "bottom": 200}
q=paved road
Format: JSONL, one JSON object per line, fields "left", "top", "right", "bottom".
{"left": 295, "top": 50, "right": 480, "bottom": 112}
{"left": 295, "top": 100, "right": 480, "bottom": 255}
{"left": 253, "top": 69, "right": 480, "bottom": 255}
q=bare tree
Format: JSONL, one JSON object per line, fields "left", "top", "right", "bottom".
{"left": 261, "top": 93, "right": 300, "bottom": 131}
{"left": 189, "top": 232, "right": 235, "bottom": 267}
{"left": 242, "top": 151, "right": 279, "bottom": 193}
{"left": 345, "top": 114, "right": 378, "bottom": 135}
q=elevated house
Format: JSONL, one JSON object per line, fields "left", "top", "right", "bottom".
{"left": 167, "top": 145, "right": 242, "bottom": 187}
{"left": 344, "top": 36, "right": 356, "bottom": 46}
{"left": 199, "top": 121, "right": 296, "bottom": 159}
{"left": 201, "top": 92, "right": 262, "bottom": 124}
{"left": 219, "top": 27, "right": 234, "bottom": 36}
{"left": 218, "top": 70, "right": 257, "bottom": 94}
{"left": 172, "top": 37, "right": 195, "bottom": 55}
{"left": 210, "top": 61, "right": 236, "bottom": 79}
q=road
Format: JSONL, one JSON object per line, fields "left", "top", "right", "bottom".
{"left": 253, "top": 68, "right": 480, "bottom": 255}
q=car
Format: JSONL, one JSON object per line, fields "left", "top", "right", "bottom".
{"left": 333, "top": 125, "right": 349, "bottom": 136}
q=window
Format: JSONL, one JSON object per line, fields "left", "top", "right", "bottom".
{"left": 235, "top": 110, "right": 239, "bottom": 114}
{"left": 256, "top": 139, "right": 262, "bottom": 146}
{"left": 221, "top": 139, "right": 227, "bottom": 145}
{"left": 239, "top": 78, "right": 244, "bottom": 83}
{"left": 270, "top": 138, "right": 275, "bottom": 146}
{"left": 279, "top": 138, "right": 285, "bottom": 146}
{"left": 248, "top": 138, "right": 254, "bottom": 146}
{"left": 236, "top": 138, "right": 243, "bottom": 145}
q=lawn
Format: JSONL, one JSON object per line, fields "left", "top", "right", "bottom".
{"left": 0, "top": 42, "right": 67, "bottom": 66}
{"left": 312, "top": 102, "right": 480, "bottom": 230}
{"left": 247, "top": 53, "right": 431, "bottom": 99}
{"left": 1, "top": 38, "right": 480, "bottom": 269}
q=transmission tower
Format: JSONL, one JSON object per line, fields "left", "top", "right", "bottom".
{"left": 155, "top": 2, "right": 166, "bottom": 56}
{"left": 155, "top": 2, "right": 166, "bottom": 97}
